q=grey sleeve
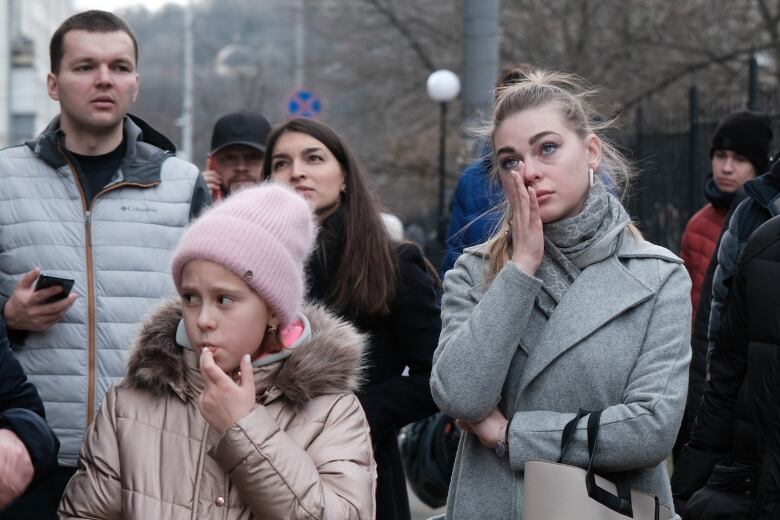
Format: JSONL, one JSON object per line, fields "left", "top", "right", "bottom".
{"left": 431, "top": 256, "right": 542, "bottom": 422}
{"left": 507, "top": 263, "right": 691, "bottom": 474}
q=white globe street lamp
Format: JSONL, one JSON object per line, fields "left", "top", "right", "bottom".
{"left": 426, "top": 69, "right": 461, "bottom": 103}
{"left": 215, "top": 43, "right": 259, "bottom": 78}
{"left": 214, "top": 41, "right": 264, "bottom": 112}
{"left": 426, "top": 69, "right": 461, "bottom": 245}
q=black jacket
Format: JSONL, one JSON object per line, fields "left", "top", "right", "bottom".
{"left": 674, "top": 192, "right": 744, "bottom": 460}
{"left": 0, "top": 316, "right": 58, "bottom": 484}
{"left": 673, "top": 215, "right": 780, "bottom": 518}
{"left": 675, "top": 163, "right": 780, "bottom": 462}
{"left": 307, "top": 209, "right": 441, "bottom": 520}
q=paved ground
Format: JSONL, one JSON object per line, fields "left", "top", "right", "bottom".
{"left": 408, "top": 484, "right": 445, "bottom": 520}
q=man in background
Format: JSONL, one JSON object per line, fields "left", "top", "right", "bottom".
{"left": 202, "top": 110, "right": 271, "bottom": 200}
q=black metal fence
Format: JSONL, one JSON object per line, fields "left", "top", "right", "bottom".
{"left": 623, "top": 84, "right": 780, "bottom": 254}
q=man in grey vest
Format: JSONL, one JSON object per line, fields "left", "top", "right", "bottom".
{"left": 0, "top": 10, "right": 210, "bottom": 518}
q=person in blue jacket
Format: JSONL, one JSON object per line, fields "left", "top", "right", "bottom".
{"left": 441, "top": 65, "right": 545, "bottom": 277}
{"left": 0, "top": 315, "right": 58, "bottom": 513}
{"left": 440, "top": 148, "right": 503, "bottom": 276}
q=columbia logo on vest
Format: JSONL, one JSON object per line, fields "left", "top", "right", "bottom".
{"left": 121, "top": 205, "right": 158, "bottom": 213}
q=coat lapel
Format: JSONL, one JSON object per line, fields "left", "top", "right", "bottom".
{"left": 517, "top": 255, "right": 654, "bottom": 389}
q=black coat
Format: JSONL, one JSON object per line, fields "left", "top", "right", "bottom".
{"left": 0, "top": 316, "right": 59, "bottom": 484}
{"left": 673, "top": 192, "right": 745, "bottom": 461}
{"left": 673, "top": 215, "right": 780, "bottom": 519}
{"left": 306, "top": 210, "right": 441, "bottom": 520}
{"left": 675, "top": 166, "right": 780, "bottom": 462}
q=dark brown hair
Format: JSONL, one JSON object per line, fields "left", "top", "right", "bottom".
{"left": 50, "top": 10, "right": 139, "bottom": 74}
{"left": 495, "top": 63, "right": 535, "bottom": 94}
{"left": 262, "top": 118, "right": 398, "bottom": 315}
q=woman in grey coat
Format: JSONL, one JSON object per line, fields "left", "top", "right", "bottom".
{"left": 431, "top": 70, "right": 691, "bottom": 519}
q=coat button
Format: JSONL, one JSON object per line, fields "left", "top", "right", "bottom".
{"left": 215, "top": 496, "right": 225, "bottom": 507}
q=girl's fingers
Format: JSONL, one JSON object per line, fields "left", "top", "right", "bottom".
{"left": 500, "top": 168, "right": 519, "bottom": 203}
{"left": 527, "top": 186, "right": 541, "bottom": 224}
{"left": 239, "top": 354, "right": 253, "bottom": 388}
{"left": 512, "top": 166, "right": 527, "bottom": 201}
{"left": 199, "top": 348, "right": 224, "bottom": 386}
{"left": 514, "top": 161, "right": 525, "bottom": 179}
{"left": 198, "top": 348, "right": 213, "bottom": 385}
{"left": 512, "top": 170, "right": 530, "bottom": 222}
{"left": 502, "top": 169, "right": 522, "bottom": 207}
{"left": 500, "top": 161, "right": 524, "bottom": 204}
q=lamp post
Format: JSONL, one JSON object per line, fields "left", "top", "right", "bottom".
{"left": 177, "top": 0, "right": 193, "bottom": 162}
{"left": 426, "top": 69, "right": 461, "bottom": 244}
{"left": 215, "top": 42, "right": 263, "bottom": 108}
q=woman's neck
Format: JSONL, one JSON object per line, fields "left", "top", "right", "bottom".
{"left": 315, "top": 200, "right": 342, "bottom": 224}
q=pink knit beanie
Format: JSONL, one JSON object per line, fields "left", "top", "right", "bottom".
{"left": 171, "top": 183, "right": 316, "bottom": 326}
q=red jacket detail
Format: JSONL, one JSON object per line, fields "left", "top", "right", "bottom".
{"left": 680, "top": 203, "right": 727, "bottom": 317}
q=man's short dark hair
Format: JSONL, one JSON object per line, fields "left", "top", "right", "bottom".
{"left": 50, "top": 10, "right": 139, "bottom": 74}
{"left": 497, "top": 64, "right": 534, "bottom": 89}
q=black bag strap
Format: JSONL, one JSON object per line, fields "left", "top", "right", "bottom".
{"left": 557, "top": 410, "right": 663, "bottom": 519}
{"left": 558, "top": 408, "right": 590, "bottom": 463}
{"left": 584, "top": 411, "right": 634, "bottom": 517}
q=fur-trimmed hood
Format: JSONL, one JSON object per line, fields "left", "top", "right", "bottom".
{"left": 124, "top": 299, "right": 367, "bottom": 408}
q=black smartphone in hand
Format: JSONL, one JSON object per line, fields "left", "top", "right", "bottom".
{"left": 34, "top": 274, "right": 75, "bottom": 304}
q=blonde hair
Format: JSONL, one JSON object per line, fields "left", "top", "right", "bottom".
{"left": 483, "top": 69, "right": 640, "bottom": 281}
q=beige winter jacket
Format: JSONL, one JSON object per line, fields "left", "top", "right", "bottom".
{"left": 59, "top": 301, "right": 376, "bottom": 520}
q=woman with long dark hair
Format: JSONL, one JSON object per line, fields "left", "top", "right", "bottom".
{"left": 263, "top": 118, "right": 441, "bottom": 520}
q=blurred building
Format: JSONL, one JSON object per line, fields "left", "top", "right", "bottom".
{"left": 0, "top": 0, "right": 74, "bottom": 147}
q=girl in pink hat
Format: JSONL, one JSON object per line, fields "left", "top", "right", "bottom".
{"left": 59, "top": 183, "right": 376, "bottom": 519}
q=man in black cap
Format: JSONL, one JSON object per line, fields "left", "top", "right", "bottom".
{"left": 203, "top": 110, "right": 271, "bottom": 200}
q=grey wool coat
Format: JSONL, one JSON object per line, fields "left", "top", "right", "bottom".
{"left": 431, "top": 230, "right": 691, "bottom": 519}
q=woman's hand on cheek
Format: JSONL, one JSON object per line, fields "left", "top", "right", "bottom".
{"left": 198, "top": 350, "right": 256, "bottom": 435}
{"left": 456, "top": 408, "right": 508, "bottom": 449}
{"left": 502, "top": 163, "right": 543, "bottom": 275}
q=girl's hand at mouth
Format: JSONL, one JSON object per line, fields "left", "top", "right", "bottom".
{"left": 198, "top": 349, "right": 256, "bottom": 434}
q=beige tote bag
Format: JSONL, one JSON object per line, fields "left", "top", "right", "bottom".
{"left": 523, "top": 410, "right": 672, "bottom": 520}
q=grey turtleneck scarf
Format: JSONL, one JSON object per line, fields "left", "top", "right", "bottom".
{"left": 532, "top": 180, "right": 630, "bottom": 316}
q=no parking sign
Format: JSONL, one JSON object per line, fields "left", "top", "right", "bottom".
{"left": 287, "top": 89, "right": 322, "bottom": 118}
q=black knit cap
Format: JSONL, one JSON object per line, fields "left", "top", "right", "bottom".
{"left": 710, "top": 110, "right": 773, "bottom": 174}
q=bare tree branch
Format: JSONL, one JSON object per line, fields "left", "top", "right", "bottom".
{"left": 614, "top": 42, "right": 779, "bottom": 115}
{"left": 758, "top": 0, "right": 780, "bottom": 41}
{"left": 358, "top": 0, "right": 436, "bottom": 71}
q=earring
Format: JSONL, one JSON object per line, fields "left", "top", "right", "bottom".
{"left": 588, "top": 167, "right": 595, "bottom": 188}
{"left": 266, "top": 325, "right": 277, "bottom": 336}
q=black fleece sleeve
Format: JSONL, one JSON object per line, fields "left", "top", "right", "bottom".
{"left": 0, "top": 318, "right": 58, "bottom": 481}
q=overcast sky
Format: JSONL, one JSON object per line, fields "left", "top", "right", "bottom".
{"left": 75, "top": 0, "right": 187, "bottom": 13}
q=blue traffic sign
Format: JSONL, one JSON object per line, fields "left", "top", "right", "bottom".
{"left": 287, "top": 89, "right": 322, "bottom": 118}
